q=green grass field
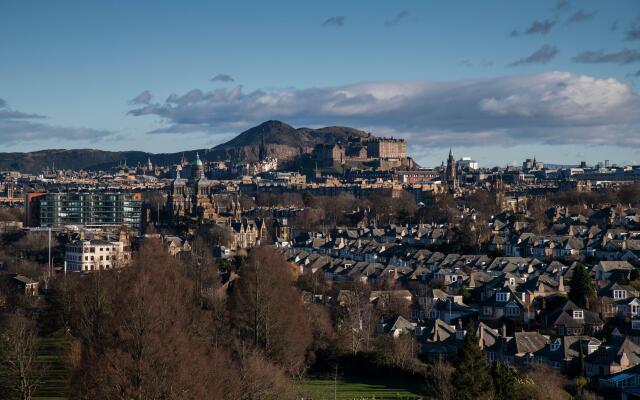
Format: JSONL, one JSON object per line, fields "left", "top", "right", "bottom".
{"left": 299, "top": 377, "right": 425, "bottom": 400}
{"left": 34, "top": 332, "right": 70, "bottom": 400}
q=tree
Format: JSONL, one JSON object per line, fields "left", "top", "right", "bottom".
{"left": 0, "top": 207, "right": 22, "bottom": 222}
{"left": 231, "top": 246, "right": 312, "bottom": 375}
{"left": 451, "top": 329, "right": 493, "bottom": 400}
{"left": 70, "top": 240, "right": 233, "bottom": 400}
{"left": 522, "top": 365, "right": 570, "bottom": 400}
{"left": 569, "top": 341, "right": 586, "bottom": 379}
{"left": 334, "top": 283, "right": 376, "bottom": 356}
{"left": 0, "top": 314, "right": 46, "bottom": 400}
{"left": 426, "top": 361, "right": 454, "bottom": 400}
{"left": 569, "top": 264, "right": 597, "bottom": 310}
{"left": 238, "top": 350, "right": 297, "bottom": 400}
{"left": 376, "top": 333, "right": 418, "bottom": 371}
{"left": 527, "top": 197, "right": 550, "bottom": 235}
{"left": 198, "top": 225, "right": 233, "bottom": 248}
{"left": 491, "top": 361, "right": 519, "bottom": 400}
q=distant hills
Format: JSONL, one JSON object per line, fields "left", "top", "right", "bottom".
{"left": 0, "top": 120, "right": 371, "bottom": 174}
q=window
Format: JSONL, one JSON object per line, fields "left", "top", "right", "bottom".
{"left": 484, "top": 306, "right": 493, "bottom": 316}
{"left": 614, "top": 290, "right": 627, "bottom": 299}
{"left": 497, "top": 292, "right": 510, "bottom": 302}
{"left": 573, "top": 310, "right": 584, "bottom": 319}
{"left": 632, "top": 320, "right": 640, "bottom": 330}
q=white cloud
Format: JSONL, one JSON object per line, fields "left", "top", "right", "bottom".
{"left": 128, "top": 72, "right": 640, "bottom": 148}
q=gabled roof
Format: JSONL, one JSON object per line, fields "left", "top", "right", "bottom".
{"left": 510, "top": 332, "right": 549, "bottom": 355}
{"left": 597, "top": 261, "right": 634, "bottom": 272}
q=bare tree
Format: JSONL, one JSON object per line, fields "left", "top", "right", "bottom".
{"left": 376, "top": 333, "right": 418, "bottom": 371}
{"left": 527, "top": 197, "right": 550, "bottom": 235}
{"left": 231, "top": 246, "right": 312, "bottom": 375}
{"left": 335, "top": 284, "right": 376, "bottom": 355}
{"left": 426, "top": 361, "right": 454, "bottom": 400}
{"left": 70, "top": 240, "right": 232, "bottom": 400}
{"left": 0, "top": 314, "right": 46, "bottom": 400}
{"left": 236, "top": 350, "right": 297, "bottom": 400}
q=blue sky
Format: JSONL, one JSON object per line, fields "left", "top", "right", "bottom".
{"left": 1, "top": 0, "right": 639, "bottom": 166}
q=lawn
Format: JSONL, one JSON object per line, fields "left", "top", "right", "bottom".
{"left": 33, "top": 332, "right": 71, "bottom": 400}
{"left": 299, "top": 377, "right": 425, "bottom": 400}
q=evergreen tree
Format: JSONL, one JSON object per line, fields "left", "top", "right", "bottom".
{"left": 578, "top": 342, "right": 585, "bottom": 377}
{"left": 491, "top": 361, "right": 519, "bottom": 400}
{"left": 452, "top": 328, "right": 493, "bottom": 400}
{"left": 569, "top": 263, "right": 597, "bottom": 309}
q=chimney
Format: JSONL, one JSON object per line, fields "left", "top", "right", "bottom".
{"left": 501, "top": 323, "right": 507, "bottom": 337}
{"left": 558, "top": 276, "right": 565, "bottom": 292}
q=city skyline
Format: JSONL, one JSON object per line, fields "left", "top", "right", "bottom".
{"left": 1, "top": 0, "right": 640, "bottom": 166}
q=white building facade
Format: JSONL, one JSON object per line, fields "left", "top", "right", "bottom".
{"left": 65, "top": 239, "right": 130, "bottom": 272}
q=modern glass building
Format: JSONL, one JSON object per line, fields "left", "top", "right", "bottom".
{"left": 30, "top": 192, "right": 142, "bottom": 231}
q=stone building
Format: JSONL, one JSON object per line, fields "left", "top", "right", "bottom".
{"left": 168, "top": 153, "right": 219, "bottom": 222}
{"left": 313, "top": 136, "right": 409, "bottom": 168}
{"left": 367, "top": 138, "right": 407, "bottom": 159}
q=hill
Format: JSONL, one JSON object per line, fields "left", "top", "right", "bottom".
{"left": 0, "top": 120, "right": 371, "bottom": 174}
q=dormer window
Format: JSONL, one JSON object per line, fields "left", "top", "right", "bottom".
{"left": 573, "top": 310, "right": 584, "bottom": 319}
{"left": 550, "top": 339, "right": 561, "bottom": 351}
{"left": 613, "top": 290, "right": 627, "bottom": 299}
{"left": 497, "top": 292, "right": 510, "bottom": 302}
{"left": 509, "top": 278, "right": 515, "bottom": 286}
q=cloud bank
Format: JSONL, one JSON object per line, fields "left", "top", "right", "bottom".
{"left": 128, "top": 72, "right": 640, "bottom": 148}
{"left": 572, "top": 49, "right": 640, "bottom": 64}
{"left": 0, "top": 99, "right": 112, "bottom": 144}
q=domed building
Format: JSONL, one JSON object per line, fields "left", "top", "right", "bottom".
{"left": 168, "top": 153, "right": 218, "bottom": 222}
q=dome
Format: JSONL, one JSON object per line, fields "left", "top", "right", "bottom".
{"left": 193, "top": 153, "right": 203, "bottom": 167}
